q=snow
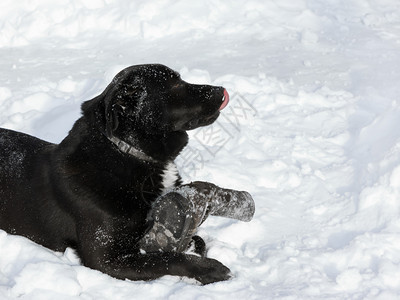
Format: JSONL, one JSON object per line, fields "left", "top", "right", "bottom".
{"left": 1, "top": 0, "right": 400, "bottom": 298}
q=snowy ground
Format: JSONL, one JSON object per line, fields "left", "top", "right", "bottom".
{"left": 1, "top": 0, "right": 400, "bottom": 299}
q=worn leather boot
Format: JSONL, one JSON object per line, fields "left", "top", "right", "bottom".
{"left": 139, "top": 192, "right": 197, "bottom": 253}
{"left": 139, "top": 182, "right": 255, "bottom": 254}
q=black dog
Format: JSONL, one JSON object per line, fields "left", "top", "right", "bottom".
{"left": 0, "top": 64, "right": 234, "bottom": 284}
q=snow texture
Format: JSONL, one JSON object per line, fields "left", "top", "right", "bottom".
{"left": 1, "top": 0, "right": 400, "bottom": 299}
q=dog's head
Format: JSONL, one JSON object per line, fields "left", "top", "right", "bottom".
{"left": 85, "top": 64, "right": 228, "bottom": 135}
{"left": 82, "top": 64, "right": 229, "bottom": 160}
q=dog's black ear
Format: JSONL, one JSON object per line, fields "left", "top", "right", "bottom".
{"left": 104, "top": 82, "right": 146, "bottom": 137}
{"left": 82, "top": 67, "right": 145, "bottom": 137}
{"left": 81, "top": 95, "right": 118, "bottom": 138}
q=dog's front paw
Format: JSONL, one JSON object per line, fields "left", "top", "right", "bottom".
{"left": 192, "top": 257, "right": 232, "bottom": 285}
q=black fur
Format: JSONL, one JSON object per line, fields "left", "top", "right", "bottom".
{"left": 0, "top": 64, "right": 230, "bottom": 285}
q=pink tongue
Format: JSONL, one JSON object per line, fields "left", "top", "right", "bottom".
{"left": 219, "top": 89, "right": 229, "bottom": 111}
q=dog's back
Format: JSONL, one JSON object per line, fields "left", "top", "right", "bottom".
{"left": 0, "top": 128, "right": 49, "bottom": 200}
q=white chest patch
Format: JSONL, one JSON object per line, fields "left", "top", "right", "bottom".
{"left": 160, "top": 161, "right": 179, "bottom": 193}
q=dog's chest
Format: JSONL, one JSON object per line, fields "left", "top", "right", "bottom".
{"left": 160, "top": 161, "right": 179, "bottom": 193}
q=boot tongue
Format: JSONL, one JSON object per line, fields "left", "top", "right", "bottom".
{"left": 219, "top": 89, "right": 229, "bottom": 111}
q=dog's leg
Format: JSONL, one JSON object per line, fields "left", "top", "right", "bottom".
{"left": 77, "top": 219, "right": 230, "bottom": 285}
{"left": 104, "top": 252, "right": 231, "bottom": 285}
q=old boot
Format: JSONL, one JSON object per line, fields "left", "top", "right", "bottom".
{"left": 139, "top": 192, "right": 198, "bottom": 253}
{"left": 176, "top": 181, "right": 255, "bottom": 223}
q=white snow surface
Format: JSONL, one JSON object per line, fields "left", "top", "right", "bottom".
{"left": 1, "top": 0, "right": 400, "bottom": 299}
